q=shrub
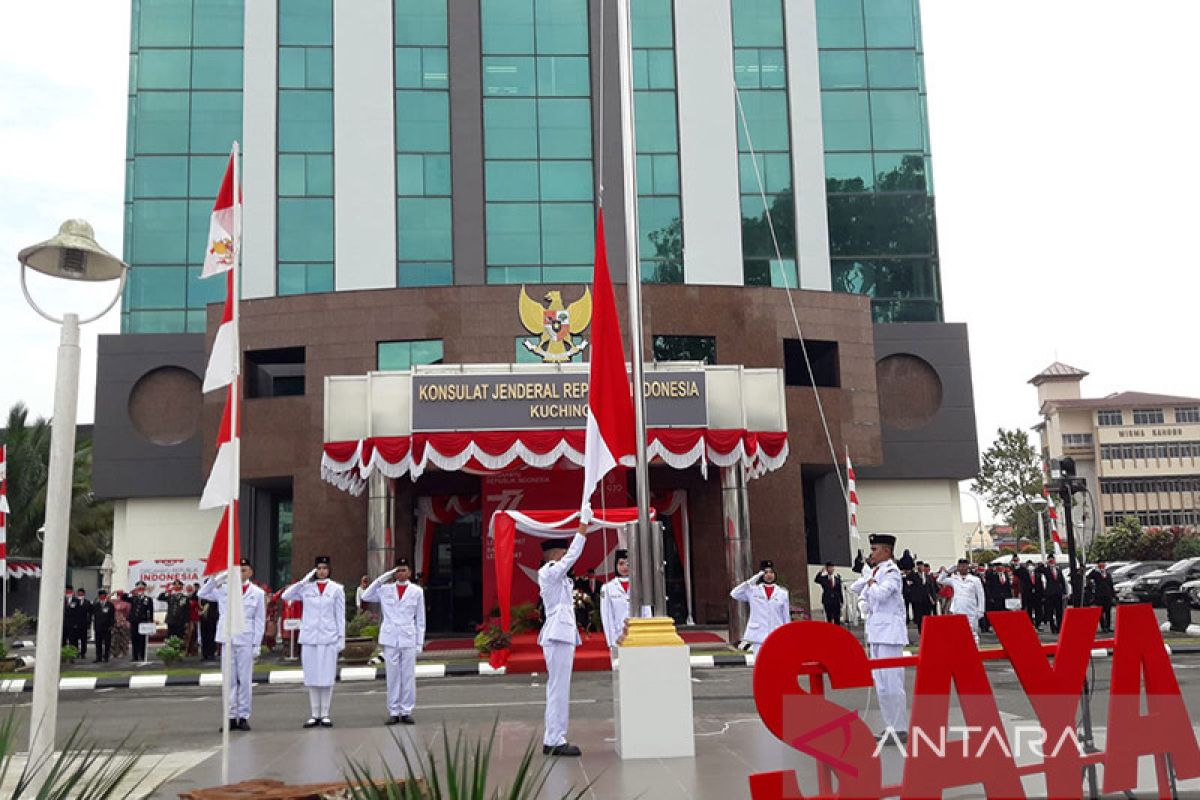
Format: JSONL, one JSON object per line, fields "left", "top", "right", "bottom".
{"left": 346, "top": 610, "right": 376, "bottom": 638}
{"left": 510, "top": 602, "right": 542, "bottom": 634}
{"left": 1174, "top": 534, "right": 1200, "bottom": 560}
{"left": 157, "top": 636, "right": 185, "bottom": 666}
{"left": 60, "top": 645, "right": 79, "bottom": 664}
{"left": 473, "top": 620, "right": 512, "bottom": 655}
{"left": 4, "top": 610, "right": 35, "bottom": 636}
{"left": 0, "top": 641, "right": 8, "bottom": 661}
{"left": 1134, "top": 527, "right": 1180, "bottom": 561}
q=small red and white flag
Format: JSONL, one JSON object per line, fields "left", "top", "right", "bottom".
{"left": 1, "top": 445, "right": 9, "bottom": 576}
{"left": 1042, "top": 462, "right": 1064, "bottom": 549}
{"left": 200, "top": 382, "right": 240, "bottom": 510}
{"left": 201, "top": 151, "right": 238, "bottom": 278}
{"left": 580, "top": 211, "right": 636, "bottom": 522}
{"left": 846, "top": 448, "right": 862, "bottom": 544}
{"left": 203, "top": 270, "right": 237, "bottom": 392}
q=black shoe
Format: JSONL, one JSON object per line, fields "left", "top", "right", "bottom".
{"left": 221, "top": 719, "right": 238, "bottom": 732}
{"left": 386, "top": 716, "right": 401, "bottom": 726}
{"left": 542, "top": 743, "right": 582, "bottom": 757}
{"left": 304, "top": 717, "right": 320, "bottom": 728}
{"left": 319, "top": 717, "right": 332, "bottom": 728}
{"left": 400, "top": 715, "right": 415, "bottom": 725}
{"left": 237, "top": 719, "right": 251, "bottom": 732}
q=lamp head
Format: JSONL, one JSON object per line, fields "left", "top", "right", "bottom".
{"left": 1030, "top": 495, "right": 1048, "bottom": 511}
{"left": 18, "top": 219, "right": 127, "bottom": 282}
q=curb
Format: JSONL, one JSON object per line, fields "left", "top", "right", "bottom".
{"left": 0, "top": 653, "right": 756, "bottom": 694}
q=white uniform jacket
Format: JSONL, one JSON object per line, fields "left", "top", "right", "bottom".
{"left": 599, "top": 577, "right": 651, "bottom": 648}
{"left": 361, "top": 575, "right": 426, "bottom": 650}
{"left": 850, "top": 560, "right": 908, "bottom": 646}
{"left": 281, "top": 577, "right": 346, "bottom": 647}
{"left": 538, "top": 534, "right": 586, "bottom": 646}
{"left": 938, "top": 572, "right": 986, "bottom": 620}
{"left": 730, "top": 577, "right": 791, "bottom": 645}
{"left": 198, "top": 577, "right": 266, "bottom": 648}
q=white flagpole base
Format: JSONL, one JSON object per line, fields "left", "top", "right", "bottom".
{"left": 613, "top": 635, "right": 695, "bottom": 759}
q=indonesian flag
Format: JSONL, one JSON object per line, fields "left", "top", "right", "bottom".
{"left": 1042, "top": 462, "right": 1064, "bottom": 548}
{"left": 203, "top": 501, "right": 240, "bottom": 577}
{"left": 1, "top": 445, "right": 8, "bottom": 576}
{"left": 846, "top": 448, "right": 862, "bottom": 544}
{"left": 199, "top": 382, "right": 240, "bottom": 510}
{"left": 201, "top": 151, "right": 238, "bottom": 278}
{"left": 203, "top": 269, "right": 237, "bottom": 392}
{"left": 580, "top": 211, "right": 636, "bottom": 522}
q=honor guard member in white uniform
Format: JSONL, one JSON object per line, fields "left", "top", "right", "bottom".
{"left": 730, "top": 560, "right": 791, "bottom": 654}
{"left": 199, "top": 558, "right": 266, "bottom": 731}
{"left": 850, "top": 534, "right": 909, "bottom": 743}
{"left": 937, "top": 559, "right": 987, "bottom": 645}
{"left": 361, "top": 556, "right": 426, "bottom": 725}
{"left": 599, "top": 549, "right": 652, "bottom": 649}
{"left": 282, "top": 555, "right": 346, "bottom": 728}
{"left": 538, "top": 525, "right": 592, "bottom": 756}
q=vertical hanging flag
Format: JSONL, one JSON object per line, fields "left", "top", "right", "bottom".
{"left": 1042, "top": 461, "right": 1065, "bottom": 551}
{"left": 202, "top": 152, "right": 238, "bottom": 278}
{"left": 203, "top": 500, "right": 240, "bottom": 577}
{"left": 203, "top": 270, "right": 237, "bottom": 392}
{"left": 0, "top": 445, "right": 9, "bottom": 578}
{"left": 846, "top": 448, "right": 861, "bottom": 544}
{"left": 199, "top": 383, "right": 240, "bottom": 511}
{"left": 580, "top": 211, "right": 637, "bottom": 522}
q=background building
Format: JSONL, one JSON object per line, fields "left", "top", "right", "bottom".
{"left": 94, "top": 0, "right": 977, "bottom": 630}
{"left": 1032, "top": 362, "right": 1200, "bottom": 530}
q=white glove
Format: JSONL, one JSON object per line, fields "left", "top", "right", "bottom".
{"left": 337, "top": 640, "right": 345, "bottom": 653}
{"left": 305, "top": 568, "right": 319, "bottom": 582}
{"left": 857, "top": 598, "right": 869, "bottom": 619}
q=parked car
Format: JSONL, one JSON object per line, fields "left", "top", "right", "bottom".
{"left": 1113, "top": 561, "right": 1175, "bottom": 603}
{"left": 1129, "top": 558, "right": 1200, "bottom": 605}
{"left": 1182, "top": 578, "right": 1200, "bottom": 609}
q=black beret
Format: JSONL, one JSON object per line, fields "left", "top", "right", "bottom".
{"left": 824, "top": 561, "right": 835, "bottom": 568}
{"left": 957, "top": 558, "right": 970, "bottom": 565}
{"left": 315, "top": 555, "right": 331, "bottom": 566}
{"left": 869, "top": 534, "right": 897, "bottom": 547}
{"left": 614, "top": 549, "right": 629, "bottom": 561}
{"left": 239, "top": 559, "right": 252, "bottom": 568}
{"left": 98, "top": 589, "right": 108, "bottom": 597}
{"left": 541, "top": 538, "right": 572, "bottom": 553}
{"left": 760, "top": 560, "right": 774, "bottom": 570}
{"left": 395, "top": 556, "right": 411, "bottom": 568}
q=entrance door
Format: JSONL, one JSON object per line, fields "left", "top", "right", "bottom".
{"left": 424, "top": 510, "right": 483, "bottom": 634}
{"left": 661, "top": 517, "right": 688, "bottom": 624}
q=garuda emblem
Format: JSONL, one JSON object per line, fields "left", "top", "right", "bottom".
{"left": 518, "top": 286, "right": 592, "bottom": 362}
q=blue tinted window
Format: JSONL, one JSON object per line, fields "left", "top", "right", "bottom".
{"left": 483, "top": 100, "right": 538, "bottom": 158}
{"left": 825, "top": 153, "right": 874, "bottom": 191}
{"left": 396, "top": 91, "right": 450, "bottom": 152}
{"left": 534, "top": 0, "right": 589, "bottom": 54}
{"left": 540, "top": 203, "right": 592, "bottom": 264}
{"left": 867, "top": 51, "right": 918, "bottom": 89}
{"left": 481, "top": 0, "right": 535, "bottom": 54}
{"left": 632, "top": 0, "right": 674, "bottom": 48}
{"left": 135, "top": 92, "right": 190, "bottom": 154}
{"left": 815, "top": 0, "right": 864, "bottom": 47}
{"left": 280, "top": 47, "right": 332, "bottom": 89}
{"left": 483, "top": 57, "right": 536, "bottom": 96}
{"left": 397, "top": 154, "right": 451, "bottom": 196}
{"left": 189, "top": 155, "right": 229, "bottom": 196}
{"left": 279, "top": 154, "right": 334, "bottom": 196}
{"left": 278, "top": 198, "right": 334, "bottom": 261}
{"left": 819, "top": 51, "right": 866, "bottom": 90}
{"left": 279, "top": 90, "right": 333, "bottom": 152}
{"left": 395, "top": 0, "right": 448, "bottom": 46}
{"left": 192, "top": 49, "right": 243, "bottom": 89}
{"left": 187, "top": 265, "right": 226, "bottom": 308}
{"left": 864, "top": 0, "right": 915, "bottom": 47}
{"left": 537, "top": 99, "right": 591, "bottom": 158}
{"left": 127, "top": 309, "right": 188, "bottom": 333}
{"left": 140, "top": 0, "right": 193, "bottom": 47}
{"left": 190, "top": 92, "right": 243, "bottom": 154}
{"left": 129, "top": 266, "right": 187, "bottom": 308}
{"left": 193, "top": 0, "right": 244, "bottom": 46}
{"left": 869, "top": 91, "right": 924, "bottom": 150}
{"left": 279, "top": 0, "right": 332, "bottom": 46}
{"left": 732, "top": 0, "right": 784, "bottom": 47}
{"left": 539, "top": 161, "right": 592, "bottom": 201}
{"left": 397, "top": 198, "right": 453, "bottom": 261}
{"left": 486, "top": 161, "right": 540, "bottom": 201}
{"left": 486, "top": 203, "right": 541, "bottom": 265}
{"left": 634, "top": 93, "right": 678, "bottom": 153}
{"left": 736, "top": 91, "right": 790, "bottom": 152}
{"left": 134, "top": 157, "right": 189, "bottom": 198}
{"left": 138, "top": 50, "right": 191, "bottom": 89}
{"left": 131, "top": 200, "right": 189, "bottom": 263}
{"left": 398, "top": 263, "right": 453, "bottom": 286}
{"left": 821, "top": 91, "right": 871, "bottom": 151}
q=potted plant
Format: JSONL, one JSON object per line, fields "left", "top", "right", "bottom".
{"left": 341, "top": 611, "right": 380, "bottom": 663}
{"left": 473, "top": 618, "right": 512, "bottom": 657}
{"left": 60, "top": 645, "right": 79, "bottom": 665}
{"left": 157, "top": 636, "right": 185, "bottom": 667}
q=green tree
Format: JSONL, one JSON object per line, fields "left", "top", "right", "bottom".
{"left": 0, "top": 403, "right": 112, "bottom": 566}
{"left": 971, "top": 428, "right": 1045, "bottom": 540}
{"left": 1089, "top": 516, "right": 1141, "bottom": 561}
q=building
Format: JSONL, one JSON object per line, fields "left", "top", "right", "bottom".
{"left": 93, "top": 0, "right": 978, "bottom": 635}
{"left": 1032, "top": 362, "right": 1200, "bottom": 530}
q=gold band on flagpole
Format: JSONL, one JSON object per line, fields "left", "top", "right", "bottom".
{"left": 618, "top": 616, "right": 684, "bottom": 647}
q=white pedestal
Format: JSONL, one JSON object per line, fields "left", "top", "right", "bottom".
{"left": 613, "top": 644, "right": 695, "bottom": 759}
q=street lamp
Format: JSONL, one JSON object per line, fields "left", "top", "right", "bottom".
{"left": 963, "top": 490, "right": 984, "bottom": 562}
{"left": 1029, "top": 495, "right": 1049, "bottom": 560}
{"left": 16, "top": 220, "right": 127, "bottom": 777}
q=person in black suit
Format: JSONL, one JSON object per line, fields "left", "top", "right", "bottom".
{"left": 65, "top": 588, "right": 93, "bottom": 658}
{"left": 1088, "top": 560, "right": 1116, "bottom": 633}
{"left": 814, "top": 562, "right": 844, "bottom": 625}
{"left": 92, "top": 589, "right": 116, "bottom": 663}
{"left": 979, "top": 565, "right": 998, "bottom": 633}
{"left": 1014, "top": 560, "right": 1041, "bottom": 628}
{"left": 906, "top": 562, "right": 935, "bottom": 633}
{"left": 1039, "top": 557, "right": 1069, "bottom": 634}
{"left": 128, "top": 581, "right": 155, "bottom": 662}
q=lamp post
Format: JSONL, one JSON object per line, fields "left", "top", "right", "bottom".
{"left": 16, "top": 220, "right": 127, "bottom": 778}
{"left": 1029, "top": 495, "right": 1048, "bottom": 559}
{"left": 964, "top": 490, "right": 984, "bottom": 562}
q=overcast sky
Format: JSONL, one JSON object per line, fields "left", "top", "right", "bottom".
{"left": 2, "top": 2, "right": 1198, "bottom": 523}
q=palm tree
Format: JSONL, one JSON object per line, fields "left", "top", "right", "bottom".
{"left": 1, "top": 403, "right": 112, "bottom": 566}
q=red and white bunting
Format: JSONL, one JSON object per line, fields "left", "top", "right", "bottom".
{"left": 846, "top": 448, "right": 861, "bottom": 544}
{"left": 203, "top": 269, "right": 237, "bottom": 392}
{"left": 580, "top": 211, "right": 637, "bottom": 523}
{"left": 201, "top": 152, "right": 238, "bottom": 278}
{"left": 200, "top": 382, "right": 240, "bottom": 510}
{"left": 1, "top": 445, "right": 9, "bottom": 576}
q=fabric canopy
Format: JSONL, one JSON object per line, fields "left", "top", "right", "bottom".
{"left": 322, "top": 428, "right": 789, "bottom": 495}
{"left": 488, "top": 507, "right": 653, "bottom": 669}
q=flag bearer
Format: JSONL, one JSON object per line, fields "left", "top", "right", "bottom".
{"left": 730, "top": 560, "right": 791, "bottom": 654}
{"left": 361, "top": 556, "right": 426, "bottom": 725}
{"left": 539, "top": 524, "right": 592, "bottom": 757}
{"left": 199, "top": 559, "right": 266, "bottom": 731}
{"left": 282, "top": 555, "right": 346, "bottom": 728}
{"left": 850, "top": 534, "right": 909, "bottom": 744}
{"left": 599, "top": 549, "right": 652, "bottom": 649}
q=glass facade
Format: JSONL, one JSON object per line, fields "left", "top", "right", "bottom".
{"left": 732, "top": 0, "right": 797, "bottom": 289}
{"left": 277, "top": 0, "right": 334, "bottom": 296}
{"left": 395, "top": 0, "right": 453, "bottom": 287}
{"left": 377, "top": 339, "right": 445, "bottom": 370}
{"left": 815, "top": 0, "right": 941, "bottom": 321}
{"left": 632, "top": 0, "right": 683, "bottom": 284}
{"left": 123, "top": 0, "right": 244, "bottom": 333}
{"left": 480, "top": 0, "right": 595, "bottom": 284}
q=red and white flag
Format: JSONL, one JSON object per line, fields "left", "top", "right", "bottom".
{"left": 1, "top": 445, "right": 9, "bottom": 576}
{"left": 1042, "top": 462, "right": 1064, "bottom": 549}
{"left": 200, "top": 382, "right": 240, "bottom": 510}
{"left": 201, "top": 151, "right": 238, "bottom": 278}
{"left": 846, "top": 448, "right": 862, "bottom": 544}
{"left": 580, "top": 211, "right": 636, "bottom": 522}
{"left": 203, "top": 269, "right": 237, "bottom": 392}
{"left": 203, "top": 501, "right": 240, "bottom": 577}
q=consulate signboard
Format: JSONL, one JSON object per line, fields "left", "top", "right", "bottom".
{"left": 411, "top": 370, "right": 707, "bottom": 432}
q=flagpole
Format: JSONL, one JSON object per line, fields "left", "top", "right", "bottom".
{"left": 613, "top": 0, "right": 653, "bottom": 610}
{"left": 220, "top": 141, "right": 242, "bottom": 785}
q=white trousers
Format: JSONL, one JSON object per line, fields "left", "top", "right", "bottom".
{"left": 870, "top": 643, "right": 908, "bottom": 734}
{"left": 542, "top": 641, "right": 576, "bottom": 747}
{"left": 749, "top": 641, "right": 761, "bottom": 655}
{"left": 226, "top": 645, "right": 254, "bottom": 719}
{"left": 302, "top": 643, "right": 339, "bottom": 687}
{"left": 384, "top": 646, "right": 418, "bottom": 716}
